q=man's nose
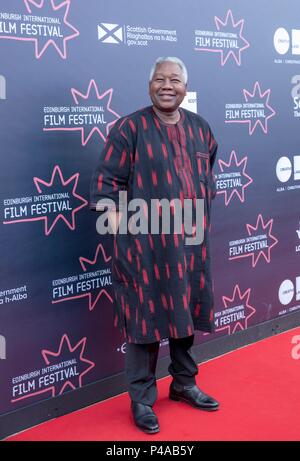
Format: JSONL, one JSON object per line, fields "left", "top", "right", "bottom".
{"left": 161, "top": 79, "right": 173, "bottom": 89}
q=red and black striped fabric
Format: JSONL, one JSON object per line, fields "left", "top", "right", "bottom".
{"left": 90, "top": 106, "right": 218, "bottom": 344}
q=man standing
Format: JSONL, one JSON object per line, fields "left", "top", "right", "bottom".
{"left": 90, "top": 57, "right": 219, "bottom": 434}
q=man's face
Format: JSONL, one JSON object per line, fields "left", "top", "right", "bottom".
{"left": 149, "top": 61, "right": 187, "bottom": 112}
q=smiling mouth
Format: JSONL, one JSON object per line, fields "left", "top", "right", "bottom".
{"left": 159, "top": 94, "right": 175, "bottom": 99}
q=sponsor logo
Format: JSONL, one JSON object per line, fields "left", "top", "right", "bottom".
{"left": 97, "top": 22, "right": 177, "bottom": 47}
{"left": 98, "top": 23, "right": 123, "bottom": 44}
{"left": 274, "top": 27, "right": 291, "bottom": 55}
{"left": 117, "top": 338, "right": 168, "bottom": 353}
{"left": 117, "top": 343, "right": 127, "bottom": 354}
{"left": 276, "top": 156, "right": 293, "bottom": 183}
{"left": 225, "top": 82, "right": 276, "bottom": 135}
{"left": 278, "top": 277, "right": 300, "bottom": 316}
{"left": 194, "top": 9, "right": 249, "bottom": 66}
{"left": 0, "top": 0, "right": 79, "bottom": 59}
{"left": 229, "top": 214, "right": 278, "bottom": 267}
{"left": 0, "top": 285, "right": 28, "bottom": 305}
{"left": 278, "top": 279, "right": 296, "bottom": 305}
{"left": 296, "top": 223, "right": 300, "bottom": 254}
{"left": 291, "top": 75, "right": 300, "bottom": 117}
{"left": 274, "top": 27, "right": 300, "bottom": 64}
{"left": 216, "top": 150, "right": 253, "bottom": 205}
{"left": 276, "top": 155, "right": 300, "bottom": 192}
{"left": 43, "top": 79, "right": 120, "bottom": 145}
{"left": 180, "top": 92, "right": 197, "bottom": 114}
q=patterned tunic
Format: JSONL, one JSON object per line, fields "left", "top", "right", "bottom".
{"left": 90, "top": 106, "right": 218, "bottom": 344}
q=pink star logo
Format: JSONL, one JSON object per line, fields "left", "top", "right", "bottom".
{"left": 11, "top": 334, "right": 95, "bottom": 402}
{"left": 33, "top": 165, "right": 88, "bottom": 235}
{"left": 216, "top": 285, "right": 256, "bottom": 334}
{"left": 226, "top": 82, "right": 276, "bottom": 135}
{"left": 246, "top": 214, "right": 278, "bottom": 267}
{"left": 3, "top": 165, "right": 88, "bottom": 235}
{"left": 229, "top": 214, "right": 279, "bottom": 267}
{"left": 0, "top": 1, "right": 80, "bottom": 59}
{"left": 242, "top": 82, "right": 276, "bottom": 134}
{"left": 41, "top": 334, "right": 95, "bottom": 394}
{"left": 195, "top": 9, "right": 249, "bottom": 66}
{"left": 52, "top": 244, "right": 114, "bottom": 310}
{"left": 44, "top": 80, "right": 120, "bottom": 145}
{"left": 217, "top": 150, "right": 253, "bottom": 205}
{"left": 70, "top": 80, "right": 120, "bottom": 144}
{"left": 24, "top": 0, "right": 79, "bottom": 59}
{"left": 214, "top": 10, "right": 250, "bottom": 66}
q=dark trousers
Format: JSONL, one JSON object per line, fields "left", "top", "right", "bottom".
{"left": 125, "top": 335, "right": 198, "bottom": 406}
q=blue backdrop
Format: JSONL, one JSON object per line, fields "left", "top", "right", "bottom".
{"left": 1, "top": 0, "right": 300, "bottom": 416}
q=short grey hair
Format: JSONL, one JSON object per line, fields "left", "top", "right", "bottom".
{"left": 149, "top": 57, "right": 188, "bottom": 84}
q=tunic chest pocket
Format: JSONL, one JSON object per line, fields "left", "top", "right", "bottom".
{"left": 195, "top": 152, "right": 210, "bottom": 183}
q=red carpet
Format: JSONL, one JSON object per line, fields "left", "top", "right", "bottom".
{"left": 7, "top": 327, "right": 300, "bottom": 441}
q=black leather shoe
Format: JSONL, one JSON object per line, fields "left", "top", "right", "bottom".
{"left": 131, "top": 402, "right": 160, "bottom": 434}
{"left": 169, "top": 384, "right": 219, "bottom": 411}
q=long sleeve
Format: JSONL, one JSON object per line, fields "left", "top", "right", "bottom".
{"left": 90, "top": 121, "right": 132, "bottom": 212}
{"left": 208, "top": 128, "right": 218, "bottom": 199}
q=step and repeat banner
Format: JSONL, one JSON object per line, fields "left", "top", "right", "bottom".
{"left": 0, "top": 0, "right": 300, "bottom": 416}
